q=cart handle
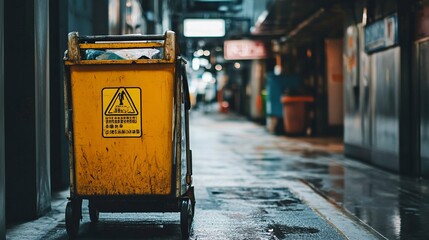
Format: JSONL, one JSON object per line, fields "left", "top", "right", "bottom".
{"left": 66, "top": 31, "right": 176, "bottom": 63}
{"left": 179, "top": 58, "right": 191, "bottom": 111}
{"left": 78, "top": 34, "right": 165, "bottom": 43}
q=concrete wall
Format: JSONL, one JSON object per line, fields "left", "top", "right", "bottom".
{"left": 35, "top": 0, "right": 51, "bottom": 215}
{"left": 0, "top": 0, "right": 5, "bottom": 237}
{"left": 93, "top": 0, "right": 109, "bottom": 34}
{"left": 67, "top": 0, "right": 108, "bottom": 35}
{"left": 68, "top": 0, "right": 93, "bottom": 35}
{"left": 49, "top": 0, "right": 70, "bottom": 191}
{"left": 4, "top": 0, "right": 51, "bottom": 222}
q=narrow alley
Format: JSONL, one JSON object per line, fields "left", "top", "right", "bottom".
{"left": 3, "top": 1, "right": 429, "bottom": 240}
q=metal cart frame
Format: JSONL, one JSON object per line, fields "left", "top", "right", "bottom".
{"left": 63, "top": 31, "right": 195, "bottom": 238}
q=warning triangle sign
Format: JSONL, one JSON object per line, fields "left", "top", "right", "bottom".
{"left": 105, "top": 87, "right": 138, "bottom": 115}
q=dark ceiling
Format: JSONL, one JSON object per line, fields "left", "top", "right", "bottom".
{"left": 178, "top": 0, "right": 346, "bottom": 43}
{"left": 186, "top": 0, "right": 244, "bottom": 13}
{"left": 251, "top": 0, "right": 346, "bottom": 42}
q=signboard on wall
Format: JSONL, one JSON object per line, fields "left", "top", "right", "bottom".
{"left": 224, "top": 40, "right": 267, "bottom": 60}
{"left": 364, "top": 13, "right": 398, "bottom": 53}
{"left": 183, "top": 19, "right": 225, "bottom": 37}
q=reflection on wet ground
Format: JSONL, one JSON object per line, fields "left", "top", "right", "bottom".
{"left": 197, "top": 111, "right": 429, "bottom": 240}
{"left": 204, "top": 187, "right": 341, "bottom": 239}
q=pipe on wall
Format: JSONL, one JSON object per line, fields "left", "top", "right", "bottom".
{"left": 0, "top": 0, "right": 5, "bottom": 237}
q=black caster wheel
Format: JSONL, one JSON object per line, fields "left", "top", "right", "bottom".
{"left": 89, "top": 201, "right": 99, "bottom": 223}
{"left": 65, "top": 200, "right": 82, "bottom": 238}
{"left": 180, "top": 198, "right": 194, "bottom": 239}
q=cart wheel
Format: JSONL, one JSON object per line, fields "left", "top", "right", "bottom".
{"left": 89, "top": 202, "right": 99, "bottom": 223}
{"left": 180, "top": 198, "right": 193, "bottom": 239}
{"left": 65, "top": 200, "right": 81, "bottom": 237}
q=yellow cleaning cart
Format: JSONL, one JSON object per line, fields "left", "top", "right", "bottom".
{"left": 63, "top": 31, "right": 194, "bottom": 238}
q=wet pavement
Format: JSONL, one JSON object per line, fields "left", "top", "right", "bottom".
{"left": 192, "top": 111, "right": 429, "bottom": 240}
{"left": 6, "top": 110, "right": 429, "bottom": 239}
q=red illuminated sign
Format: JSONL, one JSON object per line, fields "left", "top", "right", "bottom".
{"left": 224, "top": 40, "right": 267, "bottom": 60}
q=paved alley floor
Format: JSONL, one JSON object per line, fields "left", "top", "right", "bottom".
{"left": 7, "top": 110, "right": 429, "bottom": 239}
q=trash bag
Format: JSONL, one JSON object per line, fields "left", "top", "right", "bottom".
{"left": 85, "top": 49, "right": 106, "bottom": 60}
{"left": 85, "top": 49, "right": 124, "bottom": 60}
{"left": 96, "top": 52, "right": 124, "bottom": 60}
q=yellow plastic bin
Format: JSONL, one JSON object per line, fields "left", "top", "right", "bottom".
{"left": 281, "top": 96, "right": 314, "bottom": 135}
{"left": 63, "top": 31, "right": 194, "bottom": 238}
